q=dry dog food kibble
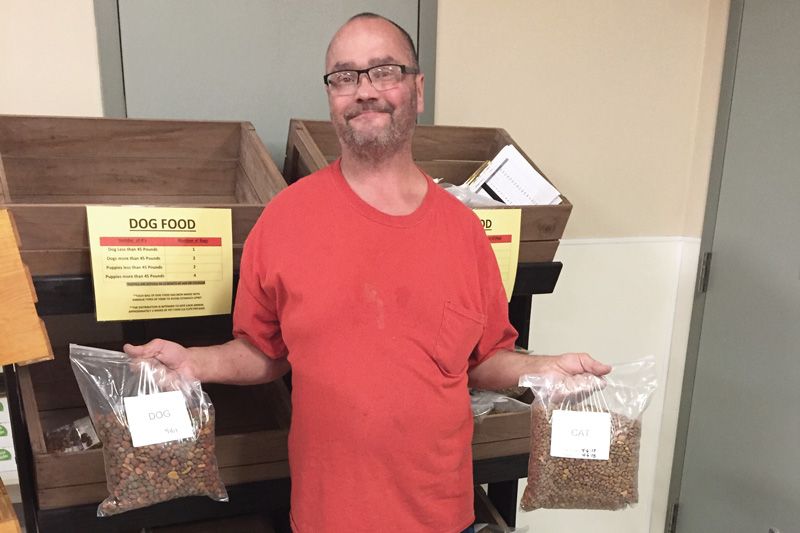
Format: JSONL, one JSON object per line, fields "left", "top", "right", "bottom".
{"left": 96, "top": 407, "right": 226, "bottom": 515}
{"left": 521, "top": 404, "right": 642, "bottom": 511}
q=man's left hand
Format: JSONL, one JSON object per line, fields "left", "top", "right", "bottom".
{"left": 467, "top": 349, "right": 611, "bottom": 391}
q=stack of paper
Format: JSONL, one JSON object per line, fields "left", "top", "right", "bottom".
{"left": 466, "top": 145, "right": 562, "bottom": 206}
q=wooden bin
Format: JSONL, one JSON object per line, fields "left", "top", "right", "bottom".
{"left": 0, "top": 115, "right": 286, "bottom": 276}
{"left": 284, "top": 119, "right": 572, "bottom": 263}
{"left": 471, "top": 390, "right": 532, "bottom": 461}
{"left": 16, "top": 314, "right": 292, "bottom": 511}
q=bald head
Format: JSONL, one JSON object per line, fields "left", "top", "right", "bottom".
{"left": 326, "top": 13, "right": 419, "bottom": 72}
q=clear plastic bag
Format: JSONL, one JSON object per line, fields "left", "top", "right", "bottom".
{"left": 44, "top": 415, "right": 100, "bottom": 453}
{"left": 69, "top": 344, "right": 228, "bottom": 516}
{"left": 438, "top": 182, "right": 506, "bottom": 207}
{"left": 470, "top": 390, "right": 530, "bottom": 423}
{"left": 518, "top": 356, "right": 657, "bottom": 511}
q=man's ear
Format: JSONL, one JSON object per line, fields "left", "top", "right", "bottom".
{"left": 415, "top": 73, "right": 425, "bottom": 114}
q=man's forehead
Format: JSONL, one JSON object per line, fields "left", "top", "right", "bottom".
{"left": 326, "top": 18, "right": 411, "bottom": 70}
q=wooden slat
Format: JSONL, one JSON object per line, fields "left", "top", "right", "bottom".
{"left": 31, "top": 375, "right": 85, "bottom": 413}
{"left": 9, "top": 194, "right": 237, "bottom": 205}
{"left": 36, "top": 459, "right": 291, "bottom": 510}
{"left": 412, "top": 123, "right": 500, "bottom": 161}
{"left": 234, "top": 165, "right": 261, "bottom": 204}
{"left": 17, "top": 365, "right": 48, "bottom": 454}
{"left": 237, "top": 123, "right": 286, "bottom": 202}
{"left": 300, "top": 119, "right": 341, "bottom": 157}
{"left": 33, "top": 448, "right": 116, "bottom": 488}
{"left": 471, "top": 437, "right": 530, "bottom": 461}
{"left": 34, "top": 427, "right": 290, "bottom": 491}
{"left": 516, "top": 202, "right": 572, "bottom": 241}
{"left": 21, "top": 249, "right": 90, "bottom": 277}
{"left": 472, "top": 411, "right": 530, "bottom": 444}
{"left": 3, "top": 156, "right": 237, "bottom": 198}
{"left": 0, "top": 154, "right": 10, "bottom": 203}
{"left": 8, "top": 204, "right": 262, "bottom": 250}
{"left": 0, "top": 210, "right": 53, "bottom": 366}
{"left": 292, "top": 123, "right": 329, "bottom": 176}
{"left": 37, "top": 482, "right": 105, "bottom": 510}
{"left": 0, "top": 116, "right": 242, "bottom": 159}
{"left": 519, "top": 240, "right": 559, "bottom": 263}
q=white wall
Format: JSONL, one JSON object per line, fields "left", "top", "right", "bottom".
{"left": 0, "top": 0, "right": 103, "bottom": 116}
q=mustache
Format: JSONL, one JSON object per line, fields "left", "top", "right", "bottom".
{"left": 344, "top": 102, "right": 395, "bottom": 121}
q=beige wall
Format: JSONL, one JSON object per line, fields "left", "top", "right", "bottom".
{"left": 0, "top": 0, "right": 103, "bottom": 116}
{"left": 436, "top": 0, "right": 729, "bottom": 238}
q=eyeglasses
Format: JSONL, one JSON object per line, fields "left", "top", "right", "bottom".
{"left": 323, "top": 64, "right": 418, "bottom": 95}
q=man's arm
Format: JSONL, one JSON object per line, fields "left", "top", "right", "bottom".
{"left": 123, "top": 337, "right": 290, "bottom": 385}
{"left": 467, "top": 349, "right": 611, "bottom": 390}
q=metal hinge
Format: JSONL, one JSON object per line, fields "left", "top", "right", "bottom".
{"left": 697, "top": 252, "right": 712, "bottom": 293}
{"left": 667, "top": 501, "right": 680, "bottom": 533}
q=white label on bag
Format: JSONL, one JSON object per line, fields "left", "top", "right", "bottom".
{"left": 123, "top": 391, "right": 194, "bottom": 447}
{"left": 550, "top": 410, "right": 611, "bottom": 460}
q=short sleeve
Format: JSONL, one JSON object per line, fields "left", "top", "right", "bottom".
{"left": 468, "top": 223, "right": 518, "bottom": 370}
{"left": 232, "top": 219, "right": 288, "bottom": 360}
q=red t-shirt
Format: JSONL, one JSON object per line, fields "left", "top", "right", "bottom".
{"left": 233, "top": 160, "right": 517, "bottom": 532}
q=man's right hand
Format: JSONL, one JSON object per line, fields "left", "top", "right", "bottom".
{"left": 124, "top": 337, "right": 290, "bottom": 386}
{"left": 123, "top": 339, "right": 196, "bottom": 381}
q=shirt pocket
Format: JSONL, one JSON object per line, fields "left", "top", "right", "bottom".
{"left": 431, "top": 301, "right": 486, "bottom": 377}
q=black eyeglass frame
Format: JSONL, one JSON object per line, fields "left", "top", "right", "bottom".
{"left": 323, "top": 63, "right": 419, "bottom": 88}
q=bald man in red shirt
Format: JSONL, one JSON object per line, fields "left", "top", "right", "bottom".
{"left": 126, "top": 13, "right": 610, "bottom": 533}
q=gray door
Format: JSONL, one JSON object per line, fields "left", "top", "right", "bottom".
{"left": 114, "top": 0, "right": 433, "bottom": 164}
{"left": 670, "top": 1, "right": 800, "bottom": 532}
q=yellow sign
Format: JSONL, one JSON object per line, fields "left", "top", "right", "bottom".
{"left": 473, "top": 208, "right": 522, "bottom": 301}
{"left": 87, "top": 206, "right": 233, "bottom": 321}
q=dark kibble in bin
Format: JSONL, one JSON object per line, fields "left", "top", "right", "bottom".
{"left": 521, "top": 404, "right": 642, "bottom": 511}
{"left": 95, "top": 406, "right": 226, "bottom": 515}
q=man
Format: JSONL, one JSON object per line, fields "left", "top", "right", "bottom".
{"left": 125, "top": 13, "right": 610, "bottom": 532}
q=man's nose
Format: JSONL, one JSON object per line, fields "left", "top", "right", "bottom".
{"left": 354, "top": 72, "right": 378, "bottom": 98}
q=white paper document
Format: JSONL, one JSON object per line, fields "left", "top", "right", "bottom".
{"left": 124, "top": 390, "right": 195, "bottom": 447}
{"left": 469, "top": 144, "right": 562, "bottom": 206}
{"left": 550, "top": 410, "right": 612, "bottom": 461}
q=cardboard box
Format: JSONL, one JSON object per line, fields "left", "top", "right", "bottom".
{"left": 284, "top": 119, "right": 572, "bottom": 263}
{"left": 0, "top": 115, "right": 287, "bottom": 276}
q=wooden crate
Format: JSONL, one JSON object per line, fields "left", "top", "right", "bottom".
{"left": 17, "top": 314, "right": 292, "bottom": 510}
{"left": 0, "top": 115, "right": 286, "bottom": 276}
{"left": 284, "top": 119, "right": 571, "bottom": 263}
{"left": 472, "top": 389, "right": 532, "bottom": 461}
